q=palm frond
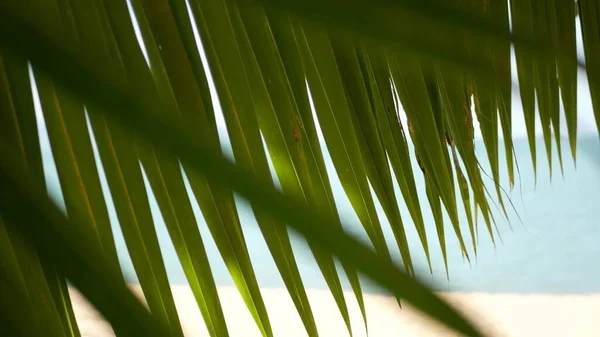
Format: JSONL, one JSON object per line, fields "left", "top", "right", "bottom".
{"left": 0, "top": 0, "right": 596, "bottom": 336}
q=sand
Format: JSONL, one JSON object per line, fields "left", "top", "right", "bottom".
{"left": 69, "top": 286, "right": 600, "bottom": 337}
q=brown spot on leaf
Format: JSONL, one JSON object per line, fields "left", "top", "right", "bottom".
{"left": 407, "top": 118, "right": 415, "bottom": 137}
{"left": 446, "top": 132, "right": 453, "bottom": 146}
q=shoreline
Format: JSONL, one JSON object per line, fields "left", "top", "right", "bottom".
{"left": 69, "top": 286, "right": 600, "bottom": 336}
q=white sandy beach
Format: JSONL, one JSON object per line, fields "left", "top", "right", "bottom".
{"left": 69, "top": 286, "right": 600, "bottom": 337}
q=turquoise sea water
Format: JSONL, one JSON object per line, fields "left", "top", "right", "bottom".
{"left": 45, "top": 136, "right": 600, "bottom": 294}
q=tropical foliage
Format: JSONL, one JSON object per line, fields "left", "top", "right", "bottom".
{"left": 0, "top": 0, "right": 595, "bottom": 336}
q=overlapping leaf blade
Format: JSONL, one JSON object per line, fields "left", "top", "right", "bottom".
{"left": 555, "top": 0, "right": 578, "bottom": 160}
{"left": 0, "top": 55, "right": 73, "bottom": 337}
{"left": 387, "top": 53, "right": 469, "bottom": 264}
{"left": 361, "top": 46, "right": 432, "bottom": 269}
{"left": 130, "top": 0, "right": 248, "bottom": 335}
{"left": 232, "top": 4, "right": 360, "bottom": 334}
{"left": 144, "top": 1, "right": 278, "bottom": 335}
{"left": 424, "top": 66, "right": 471, "bottom": 262}
{"left": 532, "top": 0, "right": 558, "bottom": 177}
{"left": 33, "top": 72, "right": 122, "bottom": 272}
{"left": 436, "top": 66, "right": 496, "bottom": 244}
{"left": 490, "top": 0, "right": 514, "bottom": 189}
{"left": 452, "top": 147, "right": 477, "bottom": 254}
{"left": 0, "top": 240, "right": 63, "bottom": 337}
{"left": 265, "top": 11, "right": 369, "bottom": 331}
{"left": 1, "top": 5, "right": 495, "bottom": 334}
{"left": 510, "top": 0, "right": 538, "bottom": 177}
{"left": 331, "top": 36, "right": 414, "bottom": 275}
{"left": 0, "top": 146, "right": 174, "bottom": 337}
{"left": 0, "top": 50, "right": 81, "bottom": 337}
{"left": 188, "top": 1, "right": 324, "bottom": 336}
{"left": 463, "top": 0, "right": 509, "bottom": 217}
{"left": 67, "top": 0, "right": 185, "bottom": 333}
{"left": 294, "top": 23, "right": 394, "bottom": 271}
{"left": 2, "top": 0, "right": 597, "bottom": 336}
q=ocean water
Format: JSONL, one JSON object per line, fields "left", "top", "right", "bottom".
{"left": 45, "top": 136, "right": 600, "bottom": 294}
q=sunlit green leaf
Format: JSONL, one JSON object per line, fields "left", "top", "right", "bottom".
{"left": 332, "top": 36, "right": 414, "bottom": 275}
{"left": 233, "top": 4, "right": 358, "bottom": 334}
{"left": 0, "top": 10, "right": 486, "bottom": 335}
{"left": 364, "top": 47, "right": 432, "bottom": 269}
{"left": 189, "top": 1, "right": 324, "bottom": 336}
{"left": 388, "top": 53, "right": 468, "bottom": 261}
{"left": 266, "top": 11, "right": 369, "bottom": 331}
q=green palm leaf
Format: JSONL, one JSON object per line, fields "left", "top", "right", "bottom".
{"left": 0, "top": 0, "right": 594, "bottom": 336}
{"left": 0, "top": 7, "right": 486, "bottom": 335}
